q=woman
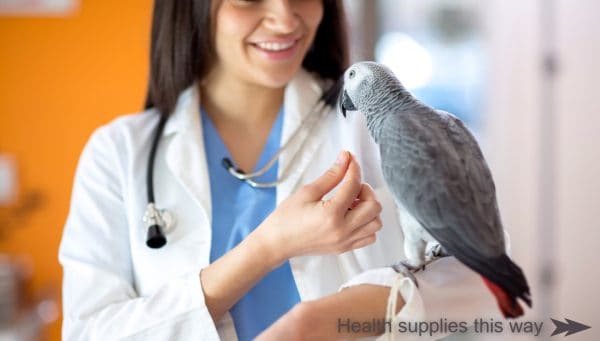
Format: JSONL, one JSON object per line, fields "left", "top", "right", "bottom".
{"left": 59, "top": 0, "right": 500, "bottom": 340}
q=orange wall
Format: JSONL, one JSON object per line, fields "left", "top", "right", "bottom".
{"left": 0, "top": 1, "right": 152, "bottom": 339}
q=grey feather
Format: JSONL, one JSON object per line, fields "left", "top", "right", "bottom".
{"left": 379, "top": 109, "right": 505, "bottom": 259}
{"left": 341, "top": 61, "right": 531, "bottom": 315}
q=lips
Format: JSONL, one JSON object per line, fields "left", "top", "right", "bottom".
{"left": 249, "top": 37, "right": 302, "bottom": 61}
{"left": 254, "top": 40, "right": 297, "bottom": 51}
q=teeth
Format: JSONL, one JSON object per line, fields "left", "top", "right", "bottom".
{"left": 255, "top": 41, "right": 295, "bottom": 51}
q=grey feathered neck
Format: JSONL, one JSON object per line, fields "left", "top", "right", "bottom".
{"left": 362, "top": 79, "right": 424, "bottom": 144}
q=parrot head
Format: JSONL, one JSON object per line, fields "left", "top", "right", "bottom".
{"left": 339, "top": 61, "right": 404, "bottom": 118}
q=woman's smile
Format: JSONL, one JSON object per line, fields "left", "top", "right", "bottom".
{"left": 211, "top": 0, "right": 324, "bottom": 88}
{"left": 249, "top": 36, "right": 303, "bottom": 61}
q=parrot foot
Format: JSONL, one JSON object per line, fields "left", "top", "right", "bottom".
{"left": 391, "top": 261, "right": 420, "bottom": 288}
{"left": 425, "top": 244, "right": 449, "bottom": 262}
{"left": 414, "top": 245, "right": 451, "bottom": 272}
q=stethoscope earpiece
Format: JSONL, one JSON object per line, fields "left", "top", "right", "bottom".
{"left": 143, "top": 201, "right": 176, "bottom": 250}
{"left": 222, "top": 157, "right": 246, "bottom": 175}
{"left": 146, "top": 224, "right": 167, "bottom": 249}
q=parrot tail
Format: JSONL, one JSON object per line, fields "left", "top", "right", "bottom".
{"left": 479, "top": 254, "right": 532, "bottom": 319}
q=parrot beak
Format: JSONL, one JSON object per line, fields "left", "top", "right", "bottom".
{"left": 340, "top": 90, "right": 356, "bottom": 118}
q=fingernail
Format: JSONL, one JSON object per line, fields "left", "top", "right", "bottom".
{"left": 335, "top": 151, "right": 347, "bottom": 166}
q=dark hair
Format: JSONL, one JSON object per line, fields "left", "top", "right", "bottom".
{"left": 144, "top": 0, "right": 349, "bottom": 116}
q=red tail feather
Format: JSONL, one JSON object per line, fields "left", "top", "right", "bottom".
{"left": 481, "top": 276, "right": 524, "bottom": 318}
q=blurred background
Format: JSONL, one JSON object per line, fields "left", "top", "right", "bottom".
{"left": 0, "top": 0, "right": 598, "bottom": 340}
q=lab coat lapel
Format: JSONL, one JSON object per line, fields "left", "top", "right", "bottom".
{"left": 163, "top": 84, "right": 212, "bottom": 225}
{"left": 277, "top": 69, "right": 328, "bottom": 204}
{"left": 279, "top": 70, "right": 345, "bottom": 300}
{"left": 159, "top": 72, "right": 328, "bottom": 231}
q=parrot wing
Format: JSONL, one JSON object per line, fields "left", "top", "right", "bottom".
{"left": 380, "top": 109, "right": 506, "bottom": 260}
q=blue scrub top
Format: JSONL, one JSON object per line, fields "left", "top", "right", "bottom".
{"left": 201, "top": 107, "right": 301, "bottom": 340}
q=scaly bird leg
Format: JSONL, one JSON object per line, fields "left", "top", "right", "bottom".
{"left": 391, "top": 261, "right": 420, "bottom": 288}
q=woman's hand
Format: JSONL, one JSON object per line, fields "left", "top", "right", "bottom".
{"left": 200, "top": 151, "right": 382, "bottom": 322}
{"left": 256, "top": 151, "right": 383, "bottom": 266}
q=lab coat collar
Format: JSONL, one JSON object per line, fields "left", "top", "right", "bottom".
{"left": 162, "top": 86, "right": 213, "bottom": 226}
{"left": 278, "top": 69, "right": 331, "bottom": 203}
{"left": 162, "top": 84, "right": 198, "bottom": 136}
{"left": 161, "top": 69, "right": 329, "bottom": 222}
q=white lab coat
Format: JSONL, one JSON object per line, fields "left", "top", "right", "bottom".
{"left": 59, "top": 69, "right": 502, "bottom": 341}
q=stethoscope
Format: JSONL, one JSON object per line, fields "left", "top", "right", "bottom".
{"left": 144, "top": 79, "right": 343, "bottom": 248}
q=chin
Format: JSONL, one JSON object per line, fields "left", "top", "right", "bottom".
{"left": 255, "top": 67, "right": 301, "bottom": 88}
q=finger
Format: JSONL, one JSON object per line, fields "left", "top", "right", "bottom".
{"left": 348, "top": 217, "right": 382, "bottom": 242}
{"left": 356, "top": 183, "right": 377, "bottom": 202}
{"left": 347, "top": 233, "right": 377, "bottom": 251}
{"left": 300, "top": 151, "right": 349, "bottom": 201}
{"left": 328, "top": 154, "right": 362, "bottom": 212}
{"left": 345, "top": 200, "right": 382, "bottom": 228}
{"left": 349, "top": 198, "right": 361, "bottom": 210}
{"left": 348, "top": 184, "right": 375, "bottom": 210}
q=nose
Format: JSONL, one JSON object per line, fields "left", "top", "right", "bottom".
{"left": 263, "top": 0, "right": 300, "bottom": 33}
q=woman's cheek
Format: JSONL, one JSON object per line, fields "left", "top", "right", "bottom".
{"left": 303, "top": 1, "right": 324, "bottom": 30}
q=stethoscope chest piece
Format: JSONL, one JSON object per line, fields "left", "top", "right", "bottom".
{"left": 143, "top": 203, "right": 176, "bottom": 249}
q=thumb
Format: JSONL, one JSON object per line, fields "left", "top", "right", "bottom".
{"left": 300, "top": 151, "right": 350, "bottom": 201}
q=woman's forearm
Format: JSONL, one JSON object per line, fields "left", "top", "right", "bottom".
{"left": 257, "top": 284, "right": 405, "bottom": 341}
{"left": 200, "top": 227, "right": 285, "bottom": 323}
{"left": 198, "top": 154, "right": 381, "bottom": 324}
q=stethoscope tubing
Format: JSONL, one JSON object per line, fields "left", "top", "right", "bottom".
{"left": 221, "top": 78, "right": 342, "bottom": 187}
{"left": 222, "top": 96, "right": 330, "bottom": 187}
{"left": 144, "top": 78, "right": 342, "bottom": 248}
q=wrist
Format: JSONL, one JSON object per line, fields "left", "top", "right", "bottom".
{"left": 250, "top": 223, "right": 289, "bottom": 269}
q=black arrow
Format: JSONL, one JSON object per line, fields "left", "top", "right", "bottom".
{"left": 550, "top": 318, "right": 591, "bottom": 337}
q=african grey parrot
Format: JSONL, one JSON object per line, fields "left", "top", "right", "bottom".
{"left": 339, "top": 61, "right": 531, "bottom": 318}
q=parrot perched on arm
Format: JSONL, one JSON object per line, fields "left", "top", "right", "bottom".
{"left": 339, "top": 61, "right": 532, "bottom": 318}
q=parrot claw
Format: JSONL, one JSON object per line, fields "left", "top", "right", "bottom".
{"left": 391, "top": 261, "right": 420, "bottom": 288}
{"left": 431, "top": 244, "right": 443, "bottom": 257}
{"left": 426, "top": 244, "right": 449, "bottom": 261}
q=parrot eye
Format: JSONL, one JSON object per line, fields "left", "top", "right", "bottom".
{"left": 349, "top": 69, "right": 356, "bottom": 79}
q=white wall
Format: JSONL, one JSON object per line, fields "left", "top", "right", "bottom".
{"left": 555, "top": 0, "right": 600, "bottom": 335}
{"left": 482, "top": 0, "right": 599, "bottom": 340}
